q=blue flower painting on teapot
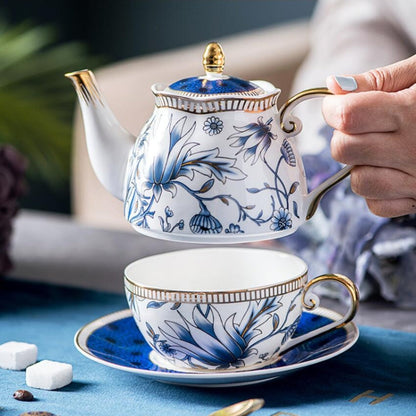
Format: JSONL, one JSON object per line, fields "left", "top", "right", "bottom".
{"left": 66, "top": 42, "right": 351, "bottom": 243}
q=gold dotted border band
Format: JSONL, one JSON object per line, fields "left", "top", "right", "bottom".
{"left": 124, "top": 272, "right": 307, "bottom": 304}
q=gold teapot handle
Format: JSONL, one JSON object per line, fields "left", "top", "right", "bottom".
{"left": 279, "top": 87, "right": 332, "bottom": 134}
{"left": 279, "top": 87, "right": 353, "bottom": 220}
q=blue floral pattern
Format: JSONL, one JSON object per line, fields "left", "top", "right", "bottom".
{"left": 189, "top": 204, "right": 223, "bottom": 234}
{"left": 137, "top": 290, "right": 302, "bottom": 370}
{"left": 124, "top": 113, "right": 301, "bottom": 236}
{"left": 125, "top": 115, "right": 246, "bottom": 233}
{"left": 225, "top": 223, "right": 244, "bottom": 234}
{"left": 228, "top": 116, "right": 276, "bottom": 165}
{"left": 281, "top": 139, "right": 296, "bottom": 167}
{"left": 271, "top": 207, "right": 293, "bottom": 231}
{"left": 85, "top": 311, "right": 348, "bottom": 377}
{"left": 231, "top": 118, "right": 300, "bottom": 229}
{"left": 159, "top": 206, "right": 184, "bottom": 233}
{"left": 203, "top": 116, "right": 223, "bottom": 136}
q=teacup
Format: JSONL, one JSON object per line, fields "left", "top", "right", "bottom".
{"left": 124, "top": 248, "right": 359, "bottom": 372}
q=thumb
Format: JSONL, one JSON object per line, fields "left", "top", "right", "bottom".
{"left": 326, "top": 54, "right": 416, "bottom": 94}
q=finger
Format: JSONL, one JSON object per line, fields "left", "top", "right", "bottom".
{"left": 323, "top": 92, "right": 401, "bottom": 134}
{"left": 331, "top": 130, "right": 404, "bottom": 168}
{"left": 327, "top": 54, "right": 416, "bottom": 94}
{"left": 326, "top": 75, "right": 357, "bottom": 94}
{"left": 350, "top": 166, "right": 416, "bottom": 200}
{"left": 366, "top": 198, "right": 416, "bottom": 218}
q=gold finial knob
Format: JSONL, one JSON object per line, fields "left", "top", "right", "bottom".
{"left": 203, "top": 42, "right": 225, "bottom": 74}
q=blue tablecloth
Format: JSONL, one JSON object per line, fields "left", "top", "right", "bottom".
{"left": 1, "top": 279, "right": 415, "bottom": 416}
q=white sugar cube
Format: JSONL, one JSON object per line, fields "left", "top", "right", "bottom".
{"left": 0, "top": 341, "right": 38, "bottom": 370}
{"left": 26, "top": 359, "right": 73, "bottom": 390}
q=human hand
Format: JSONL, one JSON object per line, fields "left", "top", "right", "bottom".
{"left": 322, "top": 55, "right": 416, "bottom": 218}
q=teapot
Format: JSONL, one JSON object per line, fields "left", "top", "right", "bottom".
{"left": 66, "top": 42, "right": 350, "bottom": 243}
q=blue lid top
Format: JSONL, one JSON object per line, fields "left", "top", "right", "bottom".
{"left": 168, "top": 76, "right": 263, "bottom": 95}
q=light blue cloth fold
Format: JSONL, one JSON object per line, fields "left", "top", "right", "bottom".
{"left": 1, "top": 280, "right": 415, "bottom": 416}
{"left": 279, "top": 126, "right": 416, "bottom": 308}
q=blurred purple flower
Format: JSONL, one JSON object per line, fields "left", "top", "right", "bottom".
{"left": 0, "top": 145, "right": 27, "bottom": 275}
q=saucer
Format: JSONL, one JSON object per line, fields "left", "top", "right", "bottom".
{"left": 74, "top": 307, "right": 358, "bottom": 387}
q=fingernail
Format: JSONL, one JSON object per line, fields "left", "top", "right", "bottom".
{"left": 334, "top": 76, "right": 358, "bottom": 91}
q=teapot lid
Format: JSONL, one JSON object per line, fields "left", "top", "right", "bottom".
{"left": 167, "top": 42, "right": 265, "bottom": 96}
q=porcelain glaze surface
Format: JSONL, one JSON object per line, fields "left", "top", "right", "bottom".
{"left": 124, "top": 106, "right": 307, "bottom": 243}
{"left": 122, "top": 248, "right": 358, "bottom": 372}
{"left": 74, "top": 308, "right": 359, "bottom": 387}
{"left": 125, "top": 284, "right": 305, "bottom": 372}
{"left": 66, "top": 42, "right": 351, "bottom": 243}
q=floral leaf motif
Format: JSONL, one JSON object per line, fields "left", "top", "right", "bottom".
{"left": 147, "top": 301, "right": 167, "bottom": 309}
{"left": 198, "top": 179, "right": 214, "bottom": 193}
{"left": 153, "top": 297, "right": 293, "bottom": 369}
{"left": 293, "top": 201, "right": 299, "bottom": 219}
{"left": 161, "top": 309, "right": 244, "bottom": 367}
{"left": 280, "top": 139, "right": 296, "bottom": 167}
{"left": 272, "top": 313, "right": 280, "bottom": 331}
{"left": 157, "top": 305, "right": 250, "bottom": 368}
{"left": 228, "top": 116, "right": 277, "bottom": 165}
{"left": 282, "top": 315, "right": 301, "bottom": 345}
{"left": 164, "top": 320, "right": 195, "bottom": 345}
{"left": 146, "top": 322, "right": 156, "bottom": 338}
{"left": 153, "top": 184, "right": 162, "bottom": 202}
{"left": 163, "top": 141, "right": 198, "bottom": 183}
{"left": 220, "top": 197, "right": 229, "bottom": 206}
{"left": 289, "top": 181, "right": 299, "bottom": 194}
{"left": 189, "top": 205, "right": 222, "bottom": 234}
{"left": 225, "top": 223, "right": 244, "bottom": 234}
{"left": 170, "top": 302, "right": 182, "bottom": 310}
{"left": 162, "top": 183, "right": 177, "bottom": 198}
{"left": 178, "top": 147, "right": 246, "bottom": 184}
{"left": 191, "top": 306, "right": 216, "bottom": 339}
{"left": 247, "top": 188, "right": 260, "bottom": 193}
{"left": 126, "top": 114, "right": 252, "bottom": 230}
{"left": 158, "top": 216, "right": 170, "bottom": 232}
{"left": 239, "top": 297, "right": 283, "bottom": 344}
{"left": 169, "top": 115, "right": 196, "bottom": 150}
{"left": 270, "top": 207, "right": 293, "bottom": 231}
{"left": 137, "top": 115, "right": 199, "bottom": 201}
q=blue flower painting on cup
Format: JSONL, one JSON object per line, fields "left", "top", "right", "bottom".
{"left": 142, "top": 290, "right": 302, "bottom": 370}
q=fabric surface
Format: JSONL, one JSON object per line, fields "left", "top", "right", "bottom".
{"left": 1, "top": 279, "right": 415, "bottom": 416}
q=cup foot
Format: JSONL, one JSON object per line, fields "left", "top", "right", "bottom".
{"left": 149, "top": 351, "right": 279, "bottom": 373}
{"left": 149, "top": 351, "right": 199, "bottom": 373}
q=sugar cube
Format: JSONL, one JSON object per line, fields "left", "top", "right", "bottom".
{"left": 26, "top": 359, "right": 73, "bottom": 390}
{"left": 0, "top": 341, "right": 38, "bottom": 370}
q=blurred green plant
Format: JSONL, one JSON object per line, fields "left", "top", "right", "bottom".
{"left": 0, "top": 16, "right": 102, "bottom": 187}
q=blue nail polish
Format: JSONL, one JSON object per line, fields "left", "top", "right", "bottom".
{"left": 334, "top": 76, "right": 358, "bottom": 91}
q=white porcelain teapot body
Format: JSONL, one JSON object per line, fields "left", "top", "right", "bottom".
{"left": 66, "top": 43, "right": 350, "bottom": 243}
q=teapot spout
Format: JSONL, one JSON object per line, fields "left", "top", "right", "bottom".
{"left": 65, "top": 69, "right": 135, "bottom": 201}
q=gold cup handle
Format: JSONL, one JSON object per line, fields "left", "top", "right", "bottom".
{"left": 280, "top": 273, "right": 359, "bottom": 354}
{"left": 279, "top": 88, "right": 352, "bottom": 220}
